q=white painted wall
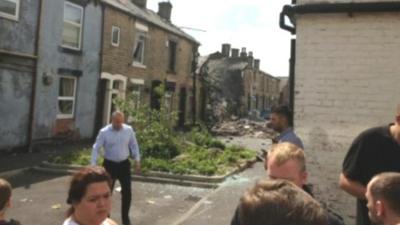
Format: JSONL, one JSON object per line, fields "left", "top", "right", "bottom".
{"left": 294, "top": 12, "right": 400, "bottom": 223}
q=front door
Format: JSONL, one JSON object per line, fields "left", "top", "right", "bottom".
{"left": 178, "top": 87, "right": 187, "bottom": 127}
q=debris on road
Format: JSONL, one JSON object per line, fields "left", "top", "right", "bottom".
{"left": 211, "top": 119, "right": 276, "bottom": 139}
{"left": 146, "top": 200, "right": 156, "bottom": 204}
{"left": 51, "top": 204, "right": 61, "bottom": 209}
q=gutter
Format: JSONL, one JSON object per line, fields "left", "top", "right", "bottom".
{"left": 280, "top": 1, "right": 400, "bottom": 34}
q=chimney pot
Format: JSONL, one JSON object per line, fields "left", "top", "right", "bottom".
{"left": 254, "top": 59, "right": 260, "bottom": 70}
{"left": 240, "top": 47, "right": 247, "bottom": 58}
{"left": 231, "top": 48, "right": 239, "bottom": 58}
{"left": 221, "top": 43, "right": 231, "bottom": 57}
{"left": 158, "top": 1, "right": 172, "bottom": 21}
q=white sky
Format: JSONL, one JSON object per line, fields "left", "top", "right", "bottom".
{"left": 147, "top": 0, "right": 293, "bottom": 77}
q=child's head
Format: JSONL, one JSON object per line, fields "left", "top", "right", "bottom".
{"left": 0, "top": 179, "right": 12, "bottom": 213}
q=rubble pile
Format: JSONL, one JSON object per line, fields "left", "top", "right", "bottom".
{"left": 211, "top": 119, "right": 276, "bottom": 139}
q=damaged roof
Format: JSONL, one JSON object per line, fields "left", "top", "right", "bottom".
{"left": 102, "top": 0, "right": 200, "bottom": 45}
{"left": 206, "top": 57, "right": 249, "bottom": 76}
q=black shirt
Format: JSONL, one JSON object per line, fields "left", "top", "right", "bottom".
{"left": 0, "top": 220, "right": 21, "bottom": 225}
{"left": 342, "top": 124, "right": 400, "bottom": 225}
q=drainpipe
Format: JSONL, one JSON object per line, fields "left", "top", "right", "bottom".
{"left": 28, "top": 0, "right": 44, "bottom": 152}
{"left": 92, "top": 3, "right": 106, "bottom": 140}
{"left": 191, "top": 46, "right": 199, "bottom": 125}
{"left": 289, "top": 39, "right": 295, "bottom": 125}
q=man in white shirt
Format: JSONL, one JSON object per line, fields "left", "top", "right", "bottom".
{"left": 92, "top": 111, "right": 140, "bottom": 225}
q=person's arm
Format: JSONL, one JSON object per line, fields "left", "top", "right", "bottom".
{"left": 128, "top": 129, "right": 141, "bottom": 173}
{"left": 339, "top": 172, "right": 366, "bottom": 200}
{"left": 91, "top": 131, "right": 105, "bottom": 166}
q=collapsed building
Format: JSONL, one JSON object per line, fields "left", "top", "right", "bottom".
{"left": 197, "top": 44, "right": 280, "bottom": 124}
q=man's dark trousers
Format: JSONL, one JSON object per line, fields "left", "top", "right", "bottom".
{"left": 103, "top": 159, "right": 132, "bottom": 225}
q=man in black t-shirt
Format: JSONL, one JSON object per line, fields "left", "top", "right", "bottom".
{"left": 339, "top": 106, "right": 400, "bottom": 225}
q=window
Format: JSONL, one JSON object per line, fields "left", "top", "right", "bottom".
{"left": 58, "top": 76, "right": 77, "bottom": 118}
{"left": 0, "top": 0, "right": 19, "bottom": 21}
{"left": 133, "top": 32, "right": 146, "bottom": 64}
{"left": 62, "top": 2, "right": 83, "bottom": 50}
{"left": 111, "top": 26, "right": 120, "bottom": 46}
{"left": 164, "top": 91, "right": 173, "bottom": 113}
{"left": 131, "top": 84, "right": 143, "bottom": 109}
{"left": 168, "top": 40, "right": 177, "bottom": 72}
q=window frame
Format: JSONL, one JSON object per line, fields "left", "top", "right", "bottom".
{"left": 111, "top": 25, "right": 120, "bottom": 47}
{"left": 164, "top": 91, "right": 174, "bottom": 113}
{"left": 167, "top": 40, "right": 177, "bottom": 72}
{"left": 62, "top": 1, "right": 84, "bottom": 51}
{"left": 0, "top": 0, "right": 20, "bottom": 21}
{"left": 132, "top": 31, "right": 146, "bottom": 66}
{"left": 57, "top": 76, "right": 77, "bottom": 119}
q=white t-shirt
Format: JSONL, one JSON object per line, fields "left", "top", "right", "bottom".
{"left": 62, "top": 217, "right": 111, "bottom": 225}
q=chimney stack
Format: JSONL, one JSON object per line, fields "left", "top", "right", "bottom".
{"left": 247, "top": 53, "right": 254, "bottom": 68}
{"left": 131, "top": 0, "right": 147, "bottom": 9}
{"left": 254, "top": 59, "right": 260, "bottom": 70}
{"left": 240, "top": 47, "right": 247, "bottom": 58}
{"left": 158, "top": 1, "right": 172, "bottom": 21}
{"left": 231, "top": 48, "right": 239, "bottom": 58}
{"left": 221, "top": 43, "right": 231, "bottom": 57}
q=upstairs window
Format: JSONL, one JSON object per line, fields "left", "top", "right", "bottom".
{"left": 0, "top": 0, "right": 20, "bottom": 21}
{"left": 111, "top": 25, "right": 120, "bottom": 46}
{"left": 168, "top": 40, "right": 177, "bottom": 72}
{"left": 133, "top": 32, "right": 146, "bottom": 65}
{"left": 62, "top": 1, "right": 83, "bottom": 50}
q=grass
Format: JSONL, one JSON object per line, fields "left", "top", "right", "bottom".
{"left": 49, "top": 144, "right": 256, "bottom": 176}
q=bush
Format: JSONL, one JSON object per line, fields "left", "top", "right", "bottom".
{"left": 49, "top": 87, "right": 256, "bottom": 176}
{"left": 114, "top": 86, "right": 180, "bottom": 160}
{"left": 187, "top": 126, "right": 226, "bottom": 149}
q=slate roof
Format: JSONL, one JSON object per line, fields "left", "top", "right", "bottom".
{"left": 102, "top": 0, "right": 200, "bottom": 44}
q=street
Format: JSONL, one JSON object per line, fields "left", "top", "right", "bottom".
{"left": 3, "top": 137, "right": 355, "bottom": 225}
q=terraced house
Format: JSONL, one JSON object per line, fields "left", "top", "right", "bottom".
{"left": 97, "top": 0, "right": 200, "bottom": 128}
{"left": 0, "top": 0, "right": 102, "bottom": 151}
{"left": 198, "top": 44, "right": 279, "bottom": 121}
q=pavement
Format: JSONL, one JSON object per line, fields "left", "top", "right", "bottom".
{"left": 0, "top": 142, "right": 91, "bottom": 175}
{"left": 1, "top": 136, "right": 271, "bottom": 225}
{"left": 6, "top": 170, "right": 211, "bottom": 225}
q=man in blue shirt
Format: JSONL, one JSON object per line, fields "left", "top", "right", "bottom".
{"left": 270, "top": 105, "right": 304, "bottom": 149}
{"left": 92, "top": 111, "right": 140, "bottom": 225}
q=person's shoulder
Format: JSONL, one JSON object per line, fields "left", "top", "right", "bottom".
{"left": 123, "top": 124, "right": 134, "bottom": 131}
{"left": 100, "top": 125, "right": 112, "bottom": 133}
{"left": 105, "top": 218, "right": 118, "bottom": 225}
{"left": 357, "top": 125, "right": 387, "bottom": 140}
{"left": 61, "top": 217, "right": 77, "bottom": 225}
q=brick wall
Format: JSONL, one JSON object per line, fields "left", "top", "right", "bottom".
{"left": 295, "top": 12, "right": 400, "bottom": 223}
{"left": 102, "top": 6, "right": 196, "bottom": 121}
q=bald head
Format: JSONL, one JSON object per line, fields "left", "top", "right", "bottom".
{"left": 111, "top": 111, "right": 125, "bottom": 130}
{"left": 369, "top": 172, "right": 400, "bottom": 215}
